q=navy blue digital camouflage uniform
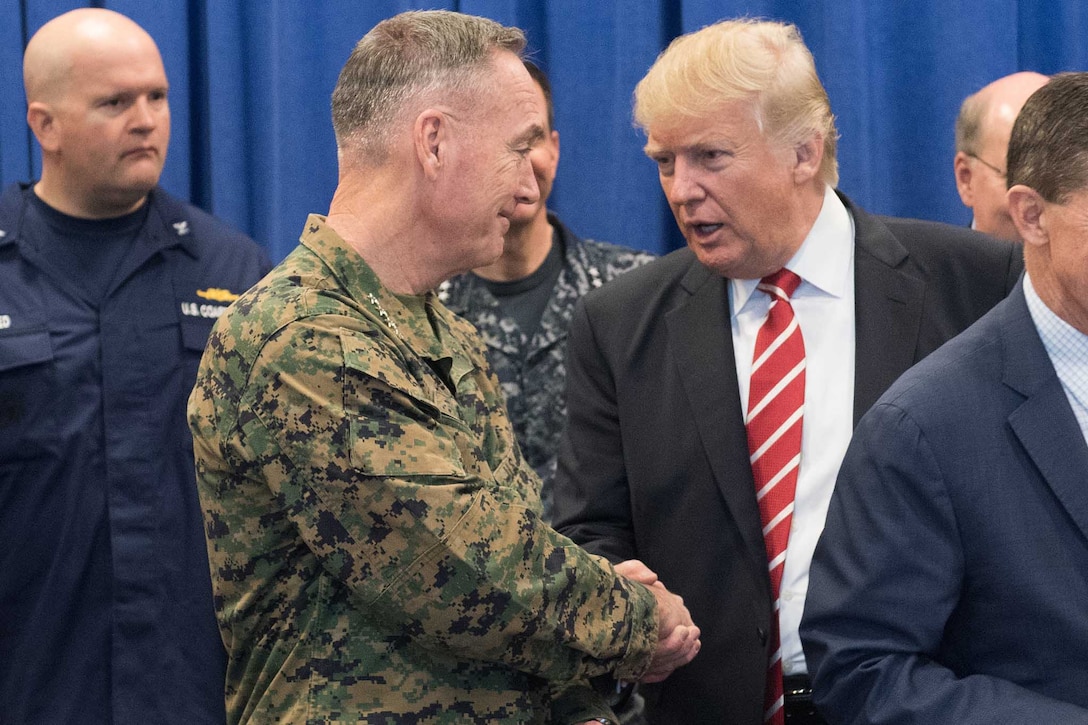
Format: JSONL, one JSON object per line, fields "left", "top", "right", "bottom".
{"left": 0, "top": 182, "right": 270, "bottom": 724}
{"left": 439, "top": 213, "right": 655, "bottom": 520}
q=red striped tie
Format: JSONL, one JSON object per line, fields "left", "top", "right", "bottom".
{"left": 745, "top": 268, "right": 805, "bottom": 725}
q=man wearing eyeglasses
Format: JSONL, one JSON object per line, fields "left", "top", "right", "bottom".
{"left": 953, "top": 71, "right": 1048, "bottom": 241}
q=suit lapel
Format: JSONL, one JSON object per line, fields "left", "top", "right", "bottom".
{"left": 665, "top": 258, "right": 769, "bottom": 586}
{"left": 1002, "top": 289, "right": 1088, "bottom": 543}
{"left": 847, "top": 195, "right": 927, "bottom": 424}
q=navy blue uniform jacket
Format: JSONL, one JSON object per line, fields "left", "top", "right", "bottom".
{"left": 0, "top": 184, "right": 270, "bottom": 724}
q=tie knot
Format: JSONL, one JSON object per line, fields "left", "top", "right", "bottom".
{"left": 759, "top": 269, "right": 802, "bottom": 300}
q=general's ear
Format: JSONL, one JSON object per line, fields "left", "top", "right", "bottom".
{"left": 792, "top": 133, "right": 824, "bottom": 184}
{"left": 414, "top": 109, "right": 446, "bottom": 181}
{"left": 548, "top": 128, "right": 560, "bottom": 168}
{"left": 1006, "top": 184, "right": 1047, "bottom": 247}
{"left": 26, "top": 102, "right": 58, "bottom": 152}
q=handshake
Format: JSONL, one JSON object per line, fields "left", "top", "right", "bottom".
{"left": 616, "top": 559, "right": 701, "bottom": 684}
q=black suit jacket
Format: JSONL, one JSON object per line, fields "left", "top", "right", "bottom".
{"left": 551, "top": 193, "right": 1024, "bottom": 724}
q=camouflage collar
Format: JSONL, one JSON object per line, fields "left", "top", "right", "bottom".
{"left": 297, "top": 214, "right": 461, "bottom": 365}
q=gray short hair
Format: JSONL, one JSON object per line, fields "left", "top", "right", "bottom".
{"left": 331, "top": 10, "right": 525, "bottom": 165}
{"left": 954, "top": 91, "right": 985, "bottom": 155}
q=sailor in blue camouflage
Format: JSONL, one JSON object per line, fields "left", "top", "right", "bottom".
{"left": 189, "top": 215, "right": 663, "bottom": 722}
{"left": 440, "top": 213, "right": 654, "bottom": 520}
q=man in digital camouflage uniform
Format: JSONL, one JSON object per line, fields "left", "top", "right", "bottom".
{"left": 188, "top": 11, "right": 700, "bottom": 725}
{"left": 440, "top": 61, "right": 655, "bottom": 522}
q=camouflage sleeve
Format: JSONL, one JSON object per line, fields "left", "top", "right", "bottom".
{"left": 239, "top": 315, "right": 658, "bottom": 684}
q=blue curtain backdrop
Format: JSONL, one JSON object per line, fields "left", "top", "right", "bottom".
{"left": 2, "top": 1, "right": 1086, "bottom": 262}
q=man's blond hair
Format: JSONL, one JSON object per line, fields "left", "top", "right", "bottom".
{"left": 634, "top": 18, "right": 839, "bottom": 186}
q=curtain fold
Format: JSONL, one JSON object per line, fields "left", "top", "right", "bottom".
{"left": 2, "top": 1, "right": 1084, "bottom": 261}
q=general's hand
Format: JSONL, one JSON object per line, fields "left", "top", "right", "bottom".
{"left": 641, "top": 582, "right": 700, "bottom": 683}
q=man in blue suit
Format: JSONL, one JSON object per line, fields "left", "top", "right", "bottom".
{"left": 802, "top": 72, "right": 1088, "bottom": 723}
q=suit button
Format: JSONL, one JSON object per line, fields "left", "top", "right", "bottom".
{"left": 757, "top": 627, "right": 767, "bottom": 645}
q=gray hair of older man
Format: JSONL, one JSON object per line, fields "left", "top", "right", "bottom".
{"left": 954, "top": 91, "right": 986, "bottom": 156}
{"left": 331, "top": 10, "right": 525, "bottom": 166}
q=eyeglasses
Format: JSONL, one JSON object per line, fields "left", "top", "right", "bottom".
{"left": 967, "top": 152, "right": 1006, "bottom": 180}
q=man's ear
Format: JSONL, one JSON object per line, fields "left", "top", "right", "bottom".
{"left": 953, "top": 152, "right": 975, "bottom": 206}
{"left": 1007, "top": 184, "right": 1047, "bottom": 247}
{"left": 414, "top": 109, "right": 446, "bottom": 181}
{"left": 792, "top": 133, "right": 824, "bottom": 184}
{"left": 27, "top": 102, "right": 58, "bottom": 152}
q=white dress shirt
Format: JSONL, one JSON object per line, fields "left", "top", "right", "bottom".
{"left": 731, "top": 185, "right": 856, "bottom": 675}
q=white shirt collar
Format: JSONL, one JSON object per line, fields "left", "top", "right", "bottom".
{"left": 732, "top": 185, "right": 854, "bottom": 317}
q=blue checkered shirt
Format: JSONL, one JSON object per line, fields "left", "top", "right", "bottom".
{"left": 1024, "top": 274, "right": 1088, "bottom": 444}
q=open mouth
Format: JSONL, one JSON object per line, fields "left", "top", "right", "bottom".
{"left": 691, "top": 223, "right": 723, "bottom": 236}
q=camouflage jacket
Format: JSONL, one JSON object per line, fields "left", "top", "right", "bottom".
{"left": 188, "top": 216, "right": 658, "bottom": 724}
{"left": 439, "top": 214, "right": 655, "bottom": 520}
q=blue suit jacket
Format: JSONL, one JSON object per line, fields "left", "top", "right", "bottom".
{"left": 802, "top": 282, "right": 1088, "bottom": 723}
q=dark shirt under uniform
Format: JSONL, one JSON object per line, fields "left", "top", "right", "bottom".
{"left": 0, "top": 183, "right": 270, "bottom": 724}
{"left": 477, "top": 229, "right": 564, "bottom": 339}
